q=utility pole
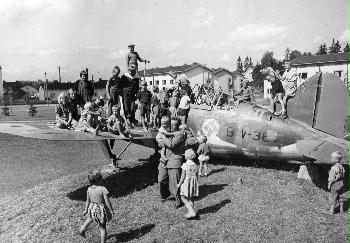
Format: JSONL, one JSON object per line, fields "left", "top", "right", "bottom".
{"left": 44, "top": 72, "right": 48, "bottom": 106}
{"left": 58, "top": 66, "right": 61, "bottom": 83}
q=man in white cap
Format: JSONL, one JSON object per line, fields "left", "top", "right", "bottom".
{"left": 126, "top": 44, "right": 149, "bottom": 77}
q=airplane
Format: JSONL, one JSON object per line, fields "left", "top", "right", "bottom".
{"left": 0, "top": 72, "right": 348, "bottom": 177}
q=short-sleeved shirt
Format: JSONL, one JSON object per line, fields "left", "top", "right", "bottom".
{"left": 87, "top": 185, "right": 109, "bottom": 203}
{"left": 197, "top": 143, "right": 210, "bottom": 156}
{"left": 328, "top": 163, "right": 345, "bottom": 183}
{"left": 178, "top": 95, "right": 191, "bottom": 109}
{"left": 137, "top": 90, "right": 152, "bottom": 104}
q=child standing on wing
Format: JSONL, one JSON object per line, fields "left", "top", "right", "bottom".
{"left": 323, "top": 151, "right": 345, "bottom": 215}
{"left": 177, "top": 148, "right": 199, "bottom": 219}
{"left": 168, "top": 90, "right": 179, "bottom": 117}
{"left": 79, "top": 170, "right": 114, "bottom": 243}
{"left": 177, "top": 90, "right": 191, "bottom": 124}
{"left": 137, "top": 80, "right": 152, "bottom": 131}
{"left": 197, "top": 135, "right": 210, "bottom": 176}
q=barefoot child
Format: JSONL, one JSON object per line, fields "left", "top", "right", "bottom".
{"left": 76, "top": 102, "right": 102, "bottom": 135}
{"left": 177, "top": 90, "right": 191, "bottom": 124}
{"left": 80, "top": 170, "right": 114, "bottom": 243}
{"left": 137, "top": 81, "right": 152, "bottom": 131}
{"left": 107, "top": 104, "right": 128, "bottom": 138}
{"left": 151, "top": 86, "right": 161, "bottom": 128}
{"left": 323, "top": 151, "right": 345, "bottom": 215}
{"left": 168, "top": 90, "right": 179, "bottom": 117}
{"left": 55, "top": 92, "right": 74, "bottom": 129}
{"left": 177, "top": 149, "right": 199, "bottom": 219}
{"left": 197, "top": 135, "right": 210, "bottom": 176}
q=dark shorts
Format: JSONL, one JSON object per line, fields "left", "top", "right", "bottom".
{"left": 139, "top": 103, "right": 150, "bottom": 116}
{"left": 271, "top": 80, "right": 284, "bottom": 98}
{"left": 330, "top": 180, "right": 344, "bottom": 204}
{"left": 177, "top": 108, "right": 189, "bottom": 117}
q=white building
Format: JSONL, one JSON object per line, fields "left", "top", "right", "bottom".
{"left": 264, "top": 52, "right": 350, "bottom": 98}
{"left": 139, "top": 62, "right": 214, "bottom": 91}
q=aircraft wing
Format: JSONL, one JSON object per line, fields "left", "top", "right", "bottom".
{"left": 0, "top": 120, "right": 157, "bottom": 141}
{"left": 296, "top": 138, "right": 349, "bottom": 164}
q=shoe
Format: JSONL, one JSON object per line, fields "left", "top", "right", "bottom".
{"left": 175, "top": 202, "right": 184, "bottom": 209}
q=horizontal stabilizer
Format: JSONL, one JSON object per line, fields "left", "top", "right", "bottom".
{"left": 296, "top": 138, "right": 349, "bottom": 164}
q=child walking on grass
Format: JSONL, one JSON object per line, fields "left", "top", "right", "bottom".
{"left": 323, "top": 151, "right": 345, "bottom": 215}
{"left": 177, "top": 149, "right": 199, "bottom": 219}
{"left": 79, "top": 170, "right": 114, "bottom": 243}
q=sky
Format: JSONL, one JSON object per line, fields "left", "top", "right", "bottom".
{"left": 0, "top": 0, "right": 349, "bottom": 82}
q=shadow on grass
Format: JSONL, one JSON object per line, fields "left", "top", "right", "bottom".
{"left": 209, "top": 168, "right": 225, "bottom": 175}
{"left": 198, "top": 184, "right": 228, "bottom": 200}
{"left": 197, "top": 199, "right": 231, "bottom": 215}
{"left": 67, "top": 155, "right": 160, "bottom": 201}
{"left": 107, "top": 224, "right": 155, "bottom": 242}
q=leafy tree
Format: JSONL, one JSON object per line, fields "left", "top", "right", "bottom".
{"left": 343, "top": 43, "right": 350, "bottom": 53}
{"left": 290, "top": 49, "right": 302, "bottom": 60}
{"left": 302, "top": 52, "right": 312, "bottom": 56}
{"left": 236, "top": 56, "right": 243, "bottom": 73}
{"left": 243, "top": 56, "right": 252, "bottom": 72}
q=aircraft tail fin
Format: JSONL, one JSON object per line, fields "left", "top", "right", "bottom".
{"left": 288, "top": 73, "right": 349, "bottom": 138}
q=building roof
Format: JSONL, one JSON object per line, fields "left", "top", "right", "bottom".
{"left": 291, "top": 52, "right": 349, "bottom": 66}
{"left": 139, "top": 62, "right": 213, "bottom": 76}
{"left": 213, "top": 68, "right": 233, "bottom": 75}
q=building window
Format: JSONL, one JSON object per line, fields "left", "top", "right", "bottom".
{"left": 334, "top": 70, "right": 342, "bottom": 77}
{"left": 267, "top": 89, "right": 270, "bottom": 94}
{"left": 155, "top": 80, "right": 159, "bottom": 85}
{"left": 149, "top": 81, "right": 152, "bottom": 86}
{"left": 162, "top": 80, "right": 166, "bottom": 85}
{"left": 301, "top": 73, "right": 308, "bottom": 79}
{"left": 50, "top": 93, "right": 55, "bottom": 98}
{"left": 170, "top": 79, "right": 174, "bottom": 85}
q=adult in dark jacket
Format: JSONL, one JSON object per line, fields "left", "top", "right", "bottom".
{"left": 156, "top": 117, "right": 186, "bottom": 208}
{"left": 75, "top": 70, "right": 94, "bottom": 108}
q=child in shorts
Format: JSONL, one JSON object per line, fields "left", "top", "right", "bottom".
{"left": 177, "top": 149, "right": 199, "bottom": 219}
{"left": 137, "top": 81, "right": 152, "bottom": 131}
{"left": 79, "top": 170, "right": 114, "bottom": 243}
{"left": 169, "top": 90, "right": 179, "bottom": 117}
{"left": 55, "top": 92, "right": 74, "bottom": 129}
{"left": 323, "top": 151, "right": 345, "bottom": 215}
{"left": 106, "top": 104, "right": 128, "bottom": 138}
{"left": 151, "top": 86, "right": 161, "bottom": 129}
{"left": 178, "top": 90, "right": 191, "bottom": 124}
{"left": 197, "top": 135, "right": 210, "bottom": 176}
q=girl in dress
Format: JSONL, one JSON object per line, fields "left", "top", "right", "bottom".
{"left": 177, "top": 149, "right": 199, "bottom": 219}
{"left": 79, "top": 170, "right": 114, "bottom": 243}
{"left": 197, "top": 135, "right": 210, "bottom": 176}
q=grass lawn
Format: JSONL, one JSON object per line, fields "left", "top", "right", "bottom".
{"left": 0, "top": 105, "right": 348, "bottom": 242}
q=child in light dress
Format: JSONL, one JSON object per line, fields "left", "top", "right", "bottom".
{"left": 79, "top": 170, "right": 114, "bottom": 243}
{"left": 323, "top": 151, "right": 345, "bottom": 215}
{"left": 197, "top": 135, "right": 210, "bottom": 176}
{"left": 168, "top": 90, "right": 179, "bottom": 117}
{"left": 151, "top": 86, "right": 161, "bottom": 128}
{"left": 177, "top": 149, "right": 199, "bottom": 219}
{"left": 55, "top": 92, "right": 74, "bottom": 129}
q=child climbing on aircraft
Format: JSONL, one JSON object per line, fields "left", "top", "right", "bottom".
{"left": 234, "top": 79, "right": 254, "bottom": 107}
{"left": 177, "top": 148, "right": 199, "bottom": 219}
{"left": 106, "top": 104, "right": 128, "bottom": 138}
{"left": 76, "top": 102, "right": 102, "bottom": 135}
{"left": 56, "top": 92, "right": 74, "bottom": 129}
{"left": 79, "top": 170, "right": 114, "bottom": 242}
{"left": 197, "top": 135, "right": 210, "bottom": 177}
{"left": 151, "top": 86, "right": 161, "bottom": 128}
{"left": 323, "top": 151, "right": 345, "bottom": 215}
